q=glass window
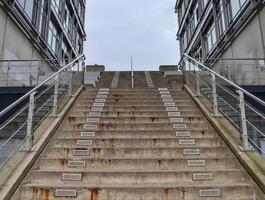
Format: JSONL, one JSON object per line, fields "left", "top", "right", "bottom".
{"left": 52, "top": 0, "right": 61, "bottom": 15}
{"left": 16, "top": 0, "right": 34, "bottom": 19}
{"left": 48, "top": 21, "right": 60, "bottom": 55}
{"left": 230, "top": 0, "right": 240, "bottom": 18}
{"left": 204, "top": 22, "right": 217, "bottom": 54}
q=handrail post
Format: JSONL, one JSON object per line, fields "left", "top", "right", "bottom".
{"left": 21, "top": 91, "right": 36, "bottom": 151}
{"left": 195, "top": 63, "right": 201, "bottom": 96}
{"left": 68, "top": 66, "right": 73, "bottom": 96}
{"left": 211, "top": 73, "right": 219, "bottom": 116}
{"left": 184, "top": 57, "right": 190, "bottom": 85}
{"left": 131, "top": 57, "right": 134, "bottom": 88}
{"left": 52, "top": 74, "right": 59, "bottom": 117}
{"left": 237, "top": 90, "right": 252, "bottom": 151}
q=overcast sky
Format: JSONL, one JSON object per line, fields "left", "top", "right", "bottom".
{"left": 84, "top": 0, "right": 179, "bottom": 71}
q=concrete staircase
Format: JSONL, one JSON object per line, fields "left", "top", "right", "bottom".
{"left": 12, "top": 72, "right": 263, "bottom": 199}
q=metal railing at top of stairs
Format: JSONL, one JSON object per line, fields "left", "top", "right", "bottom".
{"left": 0, "top": 54, "right": 85, "bottom": 169}
{"left": 0, "top": 58, "right": 81, "bottom": 87}
{"left": 182, "top": 53, "right": 265, "bottom": 156}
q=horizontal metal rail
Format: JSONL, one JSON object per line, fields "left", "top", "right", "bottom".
{"left": 184, "top": 53, "right": 265, "bottom": 108}
{"left": 0, "top": 54, "right": 84, "bottom": 118}
{"left": 183, "top": 53, "right": 265, "bottom": 154}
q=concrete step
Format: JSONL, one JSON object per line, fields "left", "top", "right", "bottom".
{"left": 71, "top": 109, "right": 201, "bottom": 117}
{"left": 52, "top": 138, "right": 222, "bottom": 148}
{"left": 44, "top": 146, "right": 230, "bottom": 159}
{"left": 64, "top": 116, "right": 205, "bottom": 124}
{"left": 58, "top": 129, "right": 216, "bottom": 138}
{"left": 64, "top": 122, "right": 210, "bottom": 131}
{"left": 68, "top": 111, "right": 201, "bottom": 118}
{"left": 29, "top": 169, "right": 246, "bottom": 185}
{"left": 39, "top": 157, "right": 239, "bottom": 171}
{"left": 20, "top": 183, "right": 255, "bottom": 200}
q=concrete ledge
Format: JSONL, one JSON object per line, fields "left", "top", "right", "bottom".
{"left": 184, "top": 84, "right": 265, "bottom": 194}
{"left": 0, "top": 86, "right": 84, "bottom": 200}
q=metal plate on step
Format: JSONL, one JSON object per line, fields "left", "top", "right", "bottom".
{"left": 62, "top": 173, "right": 82, "bottom": 181}
{"left": 73, "top": 149, "right": 90, "bottom": 156}
{"left": 96, "top": 95, "right": 107, "bottom": 99}
{"left": 84, "top": 124, "right": 97, "bottom": 130}
{"left": 168, "top": 112, "right": 180, "bottom": 117}
{"left": 77, "top": 139, "right": 93, "bottom": 146}
{"left": 171, "top": 118, "right": 183, "bottom": 123}
{"left": 98, "top": 91, "right": 109, "bottom": 95}
{"left": 87, "top": 118, "right": 99, "bottom": 123}
{"left": 193, "top": 173, "right": 213, "bottom": 180}
{"left": 164, "top": 102, "right": 175, "bottom": 107}
{"left": 91, "top": 107, "right": 103, "bottom": 112}
{"left": 176, "top": 131, "right": 191, "bottom": 137}
{"left": 166, "top": 107, "right": 178, "bottom": 111}
{"left": 162, "top": 98, "right": 173, "bottom": 102}
{"left": 158, "top": 88, "right": 168, "bottom": 91}
{"left": 55, "top": 189, "right": 77, "bottom": 197}
{"left": 81, "top": 132, "right": 95, "bottom": 137}
{"left": 89, "top": 112, "right": 102, "bottom": 117}
{"left": 100, "top": 88, "right": 109, "bottom": 91}
{"left": 179, "top": 139, "right": 195, "bottom": 145}
{"left": 95, "top": 98, "right": 106, "bottom": 103}
{"left": 161, "top": 95, "right": 172, "bottom": 98}
{"left": 93, "top": 103, "right": 105, "bottom": 107}
{"left": 199, "top": 189, "right": 221, "bottom": 197}
{"left": 183, "top": 149, "right": 200, "bottom": 155}
{"left": 173, "top": 124, "right": 186, "bottom": 129}
{"left": 188, "top": 160, "right": 206, "bottom": 167}
{"left": 160, "top": 91, "right": 170, "bottom": 94}
{"left": 68, "top": 160, "right": 86, "bottom": 167}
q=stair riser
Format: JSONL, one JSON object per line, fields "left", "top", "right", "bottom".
{"left": 21, "top": 186, "right": 255, "bottom": 200}
{"left": 75, "top": 101, "right": 195, "bottom": 107}
{"left": 68, "top": 112, "right": 201, "bottom": 119}
{"left": 45, "top": 148, "right": 228, "bottom": 159}
{"left": 57, "top": 130, "right": 215, "bottom": 138}
{"left": 30, "top": 171, "right": 245, "bottom": 185}
{"left": 39, "top": 158, "right": 237, "bottom": 171}
{"left": 64, "top": 124, "right": 210, "bottom": 131}
{"left": 65, "top": 117, "right": 205, "bottom": 124}
{"left": 53, "top": 138, "right": 221, "bottom": 148}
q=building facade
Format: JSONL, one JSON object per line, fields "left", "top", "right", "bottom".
{"left": 175, "top": 0, "right": 265, "bottom": 85}
{"left": 0, "top": 0, "right": 86, "bottom": 70}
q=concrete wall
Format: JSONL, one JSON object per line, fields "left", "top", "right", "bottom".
{"left": 213, "top": 6, "right": 265, "bottom": 85}
{"left": 0, "top": 7, "right": 53, "bottom": 86}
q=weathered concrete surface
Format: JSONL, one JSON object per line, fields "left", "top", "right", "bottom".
{"left": 3, "top": 72, "right": 265, "bottom": 200}
{"left": 0, "top": 86, "right": 84, "bottom": 200}
{"left": 184, "top": 84, "right": 265, "bottom": 197}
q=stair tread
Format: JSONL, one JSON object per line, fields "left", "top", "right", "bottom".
{"left": 22, "top": 182, "right": 253, "bottom": 189}
{"left": 33, "top": 169, "right": 243, "bottom": 173}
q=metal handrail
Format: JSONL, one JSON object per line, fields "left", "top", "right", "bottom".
{"left": 0, "top": 58, "right": 72, "bottom": 62}
{"left": 0, "top": 54, "right": 84, "bottom": 118}
{"left": 195, "top": 57, "right": 265, "bottom": 61}
{"left": 184, "top": 53, "right": 265, "bottom": 107}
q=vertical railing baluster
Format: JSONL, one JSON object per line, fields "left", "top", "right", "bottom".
{"left": 22, "top": 91, "right": 37, "bottom": 151}
{"left": 52, "top": 74, "right": 59, "bottom": 117}
{"left": 195, "top": 63, "right": 201, "bottom": 96}
{"left": 237, "top": 90, "right": 252, "bottom": 151}
{"left": 211, "top": 73, "right": 219, "bottom": 116}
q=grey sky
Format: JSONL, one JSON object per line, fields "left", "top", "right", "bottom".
{"left": 84, "top": 0, "right": 179, "bottom": 71}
